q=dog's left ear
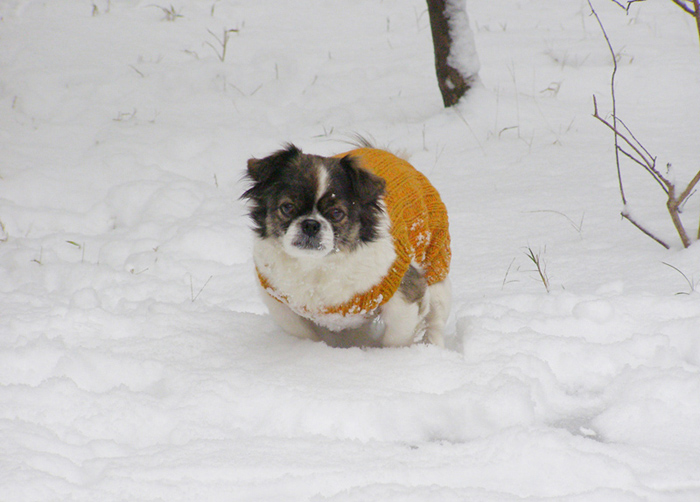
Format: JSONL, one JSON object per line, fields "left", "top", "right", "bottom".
{"left": 246, "top": 144, "right": 301, "bottom": 185}
{"left": 339, "top": 155, "right": 386, "bottom": 204}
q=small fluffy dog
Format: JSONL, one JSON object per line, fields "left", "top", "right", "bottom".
{"left": 243, "top": 145, "right": 451, "bottom": 348}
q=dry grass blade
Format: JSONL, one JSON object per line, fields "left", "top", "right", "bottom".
{"left": 206, "top": 28, "right": 239, "bottom": 62}
{"left": 524, "top": 247, "right": 550, "bottom": 293}
{"left": 662, "top": 261, "right": 698, "bottom": 294}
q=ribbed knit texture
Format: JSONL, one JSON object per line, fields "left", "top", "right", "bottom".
{"left": 257, "top": 148, "right": 451, "bottom": 324}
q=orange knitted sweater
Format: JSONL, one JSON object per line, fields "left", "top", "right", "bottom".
{"left": 257, "top": 148, "right": 450, "bottom": 326}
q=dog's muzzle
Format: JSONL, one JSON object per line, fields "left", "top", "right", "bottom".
{"left": 283, "top": 216, "right": 334, "bottom": 258}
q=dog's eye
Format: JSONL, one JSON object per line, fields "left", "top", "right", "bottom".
{"left": 327, "top": 208, "right": 345, "bottom": 223}
{"left": 278, "top": 202, "right": 295, "bottom": 217}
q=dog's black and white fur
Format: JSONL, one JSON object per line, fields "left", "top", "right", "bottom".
{"left": 242, "top": 145, "right": 451, "bottom": 348}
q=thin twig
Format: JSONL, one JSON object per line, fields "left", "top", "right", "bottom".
{"left": 591, "top": 100, "right": 669, "bottom": 192}
{"left": 588, "top": 1, "right": 626, "bottom": 204}
{"left": 621, "top": 210, "right": 671, "bottom": 249}
{"left": 617, "top": 147, "right": 668, "bottom": 193}
{"left": 612, "top": 0, "right": 647, "bottom": 11}
{"left": 616, "top": 116, "right": 656, "bottom": 167}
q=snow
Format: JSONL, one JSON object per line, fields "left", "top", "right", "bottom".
{"left": 445, "top": 0, "right": 481, "bottom": 82}
{"left": 2, "top": 0, "right": 700, "bottom": 500}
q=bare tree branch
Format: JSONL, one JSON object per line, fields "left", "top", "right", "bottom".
{"left": 669, "top": 0, "right": 696, "bottom": 15}
{"left": 669, "top": 0, "right": 700, "bottom": 55}
{"left": 676, "top": 169, "right": 700, "bottom": 205}
{"left": 591, "top": 0, "right": 700, "bottom": 248}
{"left": 667, "top": 186, "right": 692, "bottom": 247}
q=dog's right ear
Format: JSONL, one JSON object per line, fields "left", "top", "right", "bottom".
{"left": 246, "top": 144, "right": 301, "bottom": 185}
{"left": 338, "top": 155, "right": 386, "bottom": 204}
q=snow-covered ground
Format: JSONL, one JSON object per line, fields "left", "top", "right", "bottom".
{"left": 2, "top": 0, "right": 700, "bottom": 500}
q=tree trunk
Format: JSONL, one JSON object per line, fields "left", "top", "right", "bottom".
{"left": 426, "top": 0, "right": 480, "bottom": 107}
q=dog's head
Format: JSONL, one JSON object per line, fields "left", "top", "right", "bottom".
{"left": 242, "top": 145, "right": 387, "bottom": 258}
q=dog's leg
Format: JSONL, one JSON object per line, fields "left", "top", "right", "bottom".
{"left": 423, "top": 278, "right": 451, "bottom": 348}
{"left": 261, "top": 291, "right": 319, "bottom": 341}
{"left": 379, "top": 292, "right": 424, "bottom": 347}
{"left": 380, "top": 265, "right": 430, "bottom": 347}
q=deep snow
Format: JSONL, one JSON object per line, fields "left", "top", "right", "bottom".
{"left": 2, "top": 0, "right": 700, "bottom": 500}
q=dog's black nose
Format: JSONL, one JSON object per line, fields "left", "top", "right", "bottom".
{"left": 301, "top": 219, "right": 321, "bottom": 236}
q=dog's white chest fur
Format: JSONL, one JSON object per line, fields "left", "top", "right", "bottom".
{"left": 254, "top": 230, "right": 396, "bottom": 330}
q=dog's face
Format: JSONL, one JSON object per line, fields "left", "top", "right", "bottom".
{"left": 243, "top": 145, "right": 386, "bottom": 258}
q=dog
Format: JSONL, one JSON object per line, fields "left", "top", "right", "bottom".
{"left": 242, "top": 144, "right": 451, "bottom": 348}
